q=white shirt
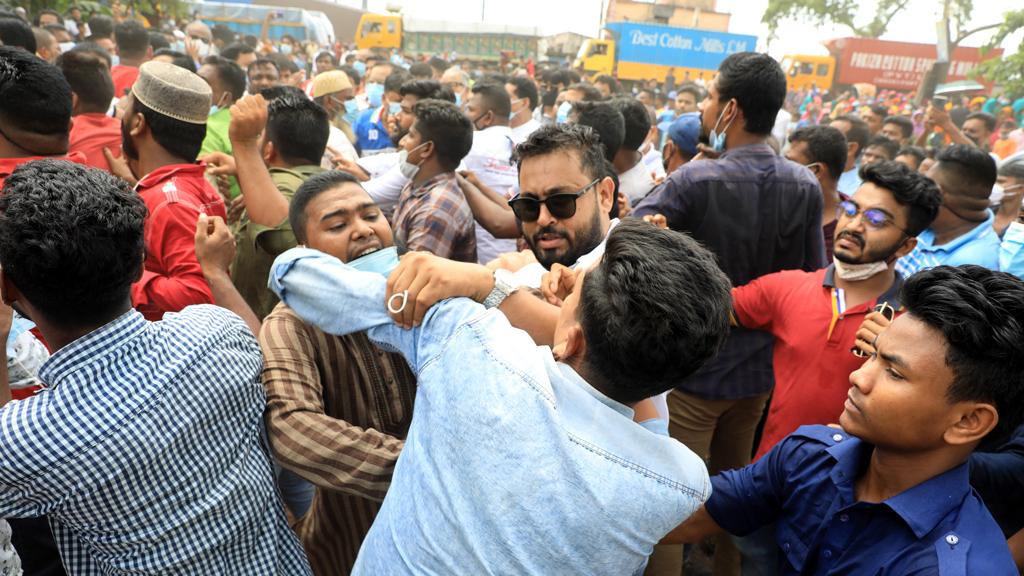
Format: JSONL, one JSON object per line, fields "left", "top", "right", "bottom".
{"left": 459, "top": 125, "right": 519, "bottom": 264}
{"left": 618, "top": 159, "right": 658, "bottom": 207}
{"left": 322, "top": 125, "right": 358, "bottom": 170}
{"left": 504, "top": 218, "right": 620, "bottom": 289}
{"left": 772, "top": 108, "right": 791, "bottom": 148}
{"left": 510, "top": 118, "right": 542, "bottom": 145}
{"left": 640, "top": 142, "right": 667, "bottom": 180}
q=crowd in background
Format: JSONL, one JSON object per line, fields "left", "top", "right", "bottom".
{"left": 0, "top": 4, "right": 1023, "bottom": 576}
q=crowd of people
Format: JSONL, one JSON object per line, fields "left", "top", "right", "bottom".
{"left": 0, "top": 5, "right": 1023, "bottom": 576}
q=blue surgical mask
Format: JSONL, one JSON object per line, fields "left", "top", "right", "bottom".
{"left": 110, "top": 54, "right": 120, "bottom": 67}
{"left": 366, "top": 82, "right": 384, "bottom": 108}
{"left": 709, "top": 101, "right": 735, "bottom": 153}
{"left": 389, "top": 101, "right": 402, "bottom": 115}
{"left": 556, "top": 101, "right": 572, "bottom": 124}
{"left": 353, "top": 60, "right": 367, "bottom": 75}
{"left": 343, "top": 98, "right": 360, "bottom": 124}
{"left": 455, "top": 92, "right": 462, "bottom": 107}
{"left": 280, "top": 43, "right": 293, "bottom": 55}
{"left": 171, "top": 40, "right": 186, "bottom": 53}
{"left": 348, "top": 246, "right": 399, "bottom": 276}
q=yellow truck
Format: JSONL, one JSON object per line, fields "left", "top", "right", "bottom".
{"left": 355, "top": 13, "right": 539, "bottom": 62}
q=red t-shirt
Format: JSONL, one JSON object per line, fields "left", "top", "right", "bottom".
{"left": 111, "top": 65, "right": 140, "bottom": 99}
{"left": 68, "top": 113, "right": 123, "bottom": 173}
{"left": 731, "top": 265, "right": 903, "bottom": 460}
{"left": 0, "top": 152, "right": 88, "bottom": 188}
{"left": 131, "top": 163, "right": 227, "bottom": 321}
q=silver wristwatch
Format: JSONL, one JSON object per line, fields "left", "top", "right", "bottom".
{"left": 483, "top": 269, "right": 516, "bottom": 309}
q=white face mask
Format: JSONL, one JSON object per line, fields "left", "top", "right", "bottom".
{"left": 194, "top": 38, "right": 211, "bottom": 59}
{"left": 990, "top": 183, "right": 1023, "bottom": 205}
{"left": 398, "top": 142, "right": 428, "bottom": 180}
{"left": 833, "top": 256, "right": 889, "bottom": 281}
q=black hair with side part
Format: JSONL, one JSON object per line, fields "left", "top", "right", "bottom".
{"left": 965, "top": 111, "right": 997, "bottom": 133}
{"left": 677, "top": 83, "right": 702, "bottom": 102}
{"left": 901, "top": 265, "right": 1024, "bottom": 447}
{"left": 471, "top": 81, "right": 511, "bottom": 117}
{"left": 133, "top": 99, "right": 206, "bottom": 162}
{"left": 788, "top": 125, "right": 848, "bottom": 181}
{"left": 834, "top": 114, "right": 870, "bottom": 158}
{"left": 506, "top": 75, "right": 539, "bottom": 111}
{"left": 411, "top": 99, "right": 473, "bottom": 171}
{"left": 220, "top": 42, "right": 254, "bottom": 63}
{"left": 865, "top": 135, "right": 900, "bottom": 161}
{"left": 571, "top": 101, "right": 624, "bottom": 163}
{"left": 56, "top": 49, "right": 114, "bottom": 113}
{"left": 114, "top": 19, "right": 148, "bottom": 58}
{"left": 384, "top": 68, "right": 412, "bottom": 94}
{"left": 714, "top": 52, "right": 785, "bottom": 135}
{"left": 202, "top": 55, "right": 246, "bottom": 100}
{"left": 515, "top": 123, "right": 609, "bottom": 183}
{"left": 0, "top": 46, "right": 71, "bottom": 137}
{"left": 289, "top": 170, "right": 363, "bottom": 244}
{"left": 399, "top": 79, "right": 454, "bottom": 103}
{"left": 266, "top": 93, "right": 329, "bottom": 167}
{"left": 858, "top": 160, "right": 942, "bottom": 237}
{"left": 153, "top": 49, "right": 196, "bottom": 73}
{"left": 87, "top": 14, "right": 113, "bottom": 38}
{"left": 578, "top": 218, "right": 732, "bottom": 404}
{"left": 610, "top": 97, "right": 650, "bottom": 152}
{"left": 594, "top": 74, "right": 620, "bottom": 95}
{"left": 883, "top": 115, "right": 914, "bottom": 140}
{"left": 896, "top": 146, "right": 926, "bottom": 168}
{"left": 0, "top": 160, "right": 147, "bottom": 328}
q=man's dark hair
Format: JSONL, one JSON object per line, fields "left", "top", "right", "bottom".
{"left": 71, "top": 41, "right": 112, "bottom": 67}
{"left": 0, "top": 160, "right": 147, "bottom": 328}
{"left": 409, "top": 62, "right": 432, "bottom": 79}
{"left": 715, "top": 52, "right": 785, "bottom": 135}
{"left": 901, "top": 265, "right": 1024, "bottom": 447}
{"left": 114, "top": 19, "right": 148, "bottom": 58}
{"left": 412, "top": 99, "right": 473, "bottom": 171}
{"left": 32, "top": 9, "right": 63, "bottom": 26}
{"left": 266, "top": 94, "right": 329, "bottom": 167}
{"left": 289, "top": 170, "right": 362, "bottom": 243}
{"left": 935, "top": 144, "right": 997, "bottom": 195}
{"left": 399, "top": 79, "right": 454, "bottom": 103}
{"left": 133, "top": 99, "right": 206, "bottom": 162}
{"left": 248, "top": 56, "right": 279, "bottom": 76}
{"left": 567, "top": 82, "right": 602, "bottom": 102}
{"left": 338, "top": 64, "right": 360, "bottom": 87}
{"left": 242, "top": 34, "right": 259, "bottom": 49}
{"left": 610, "top": 97, "right": 650, "bottom": 152}
{"left": 545, "top": 68, "right": 574, "bottom": 90}
{"left": 965, "top": 111, "right": 997, "bottom": 133}
{"left": 571, "top": 101, "right": 625, "bottom": 163}
{"left": 56, "top": 49, "right": 114, "bottom": 113}
{"left": 865, "top": 134, "right": 899, "bottom": 161}
{"left": 896, "top": 145, "right": 926, "bottom": 168}
{"left": 211, "top": 24, "right": 236, "bottom": 46}
{"left": 565, "top": 69, "right": 582, "bottom": 84}
{"left": 594, "top": 74, "right": 620, "bottom": 96}
{"left": 578, "top": 218, "right": 732, "bottom": 404}
{"left": 788, "top": 125, "right": 847, "bottom": 181}
{"left": 86, "top": 14, "right": 113, "bottom": 38}
{"left": 868, "top": 104, "right": 887, "bottom": 120}
{"left": 220, "top": 42, "right": 254, "bottom": 63}
{"left": 470, "top": 81, "right": 511, "bottom": 117}
{"left": 638, "top": 88, "right": 656, "bottom": 101}
{"left": 265, "top": 52, "right": 298, "bottom": 74}
{"left": 883, "top": 115, "right": 913, "bottom": 140}
{"left": 506, "top": 75, "right": 538, "bottom": 111}
{"left": 834, "top": 114, "right": 870, "bottom": 158}
{"left": 515, "top": 123, "right": 608, "bottom": 183}
{"left": 148, "top": 30, "right": 169, "bottom": 51}
{"left": 677, "top": 83, "right": 702, "bottom": 103}
{"left": 0, "top": 15, "right": 36, "bottom": 52}
{"left": 153, "top": 48, "right": 195, "bottom": 72}
{"left": 858, "top": 160, "right": 942, "bottom": 237}
{"left": 202, "top": 55, "right": 246, "bottom": 100}
{"left": 428, "top": 56, "right": 448, "bottom": 75}
{"left": 0, "top": 46, "right": 71, "bottom": 141}
{"left": 384, "top": 68, "right": 412, "bottom": 95}
{"left": 259, "top": 84, "right": 305, "bottom": 102}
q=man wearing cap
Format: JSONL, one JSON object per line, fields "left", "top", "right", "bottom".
{"left": 312, "top": 70, "right": 359, "bottom": 167}
{"left": 662, "top": 113, "right": 699, "bottom": 174}
{"left": 121, "top": 60, "right": 228, "bottom": 322}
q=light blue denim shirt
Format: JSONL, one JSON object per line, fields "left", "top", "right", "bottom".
{"left": 270, "top": 248, "right": 711, "bottom": 575}
{"left": 896, "top": 211, "right": 1001, "bottom": 277}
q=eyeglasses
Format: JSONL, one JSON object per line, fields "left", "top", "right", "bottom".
{"left": 508, "top": 179, "right": 600, "bottom": 222}
{"left": 836, "top": 200, "right": 906, "bottom": 233}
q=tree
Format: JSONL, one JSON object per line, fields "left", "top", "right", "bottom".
{"left": 974, "top": 8, "right": 1024, "bottom": 96}
{"left": 761, "top": 0, "right": 913, "bottom": 39}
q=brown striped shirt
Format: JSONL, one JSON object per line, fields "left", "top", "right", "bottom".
{"left": 259, "top": 302, "right": 416, "bottom": 575}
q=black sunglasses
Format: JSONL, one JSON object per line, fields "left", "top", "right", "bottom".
{"left": 508, "top": 179, "right": 600, "bottom": 222}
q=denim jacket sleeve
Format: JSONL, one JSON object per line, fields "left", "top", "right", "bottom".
{"left": 269, "top": 247, "right": 483, "bottom": 373}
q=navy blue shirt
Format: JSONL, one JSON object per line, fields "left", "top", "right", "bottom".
{"left": 707, "top": 425, "right": 1016, "bottom": 575}
{"left": 633, "top": 143, "right": 825, "bottom": 399}
{"left": 970, "top": 425, "right": 1024, "bottom": 537}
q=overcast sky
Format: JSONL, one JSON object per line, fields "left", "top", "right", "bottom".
{"left": 351, "top": 0, "right": 1022, "bottom": 57}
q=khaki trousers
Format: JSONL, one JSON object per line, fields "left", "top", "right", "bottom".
{"left": 644, "top": 389, "right": 770, "bottom": 576}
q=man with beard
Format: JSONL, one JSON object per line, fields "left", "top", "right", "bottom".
{"left": 121, "top": 60, "right": 227, "bottom": 321}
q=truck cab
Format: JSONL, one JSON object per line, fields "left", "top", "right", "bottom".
{"left": 355, "top": 13, "right": 401, "bottom": 50}
{"left": 574, "top": 38, "right": 615, "bottom": 77}
{"left": 781, "top": 54, "right": 835, "bottom": 92}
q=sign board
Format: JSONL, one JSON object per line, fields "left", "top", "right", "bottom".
{"left": 605, "top": 21, "right": 757, "bottom": 71}
{"left": 827, "top": 37, "right": 1001, "bottom": 90}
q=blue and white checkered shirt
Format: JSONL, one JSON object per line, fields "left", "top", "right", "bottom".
{"left": 0, "top": 306, "right": 311, "bottom": 575}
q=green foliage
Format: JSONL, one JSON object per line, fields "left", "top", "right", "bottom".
{"left": 974, "top": 8, "right": 1024, "bottom": 96}
{"left": 762, "top": 0, "right": 912, "bottom": 39}
{"left": 1, "top": 0, "right": 188, "bottom": 28}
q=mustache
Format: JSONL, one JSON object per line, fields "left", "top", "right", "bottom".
{"left": 530, "top": 225, "right": 570, "bottom": 244}
{"left": 836, "top": 230, "right": 865, "bottom": 249}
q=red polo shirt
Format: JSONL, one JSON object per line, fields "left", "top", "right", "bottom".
{"left": 732, "top": 265, "right": 903, "bottom": 460}
{"left": 111, "top": 65, "right": 140, "bottom": 99}
{"left": 0, "top": 152, "right": 88, "bottom": 188}
{"left": 131, "top": 163, "right": 227, "bottom": 321}
{"left": 68, "top": 113, "right": 122, "bottom": 173}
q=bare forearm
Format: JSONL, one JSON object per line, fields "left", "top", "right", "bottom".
{"left": 659, "top": 506, "right": 724, "bottom": 545}
{"left": 498, "top": 289, "right": 559, "bottom": 346}
{"left": 205, "top": 270, "right": 262, "bottom": 335}
{"left": 232, "top": 141, "right": 289, "bottom": 226}
{"left": 943, "top": 122, "right": 975, "bottom": 148}
{"left": 460, "top": 178, "right": 519, "bottom": 238}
